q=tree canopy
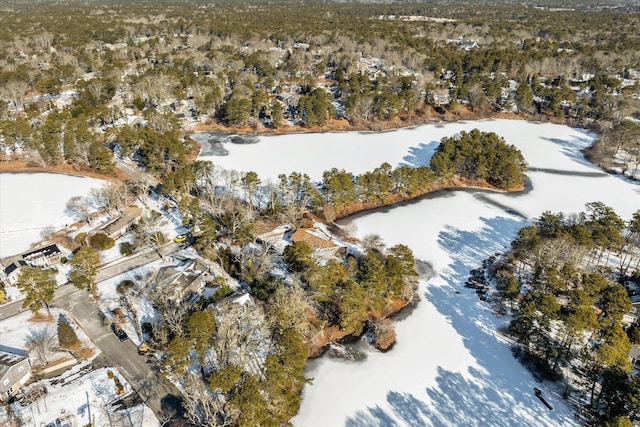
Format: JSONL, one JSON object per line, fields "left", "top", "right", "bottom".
{"left": 430, "top": 129, "right": 527, "bottom": 189}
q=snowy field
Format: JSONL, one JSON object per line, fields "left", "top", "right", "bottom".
{"left": 0, "top": 172, "right": 105, "bottom": 258}
{"left": 197, "top": 119, "right": 639, "bottom": 426}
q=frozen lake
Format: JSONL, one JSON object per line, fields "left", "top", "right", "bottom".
{"left": 197, "top": 119, "right": 639, "bottom": 426}
{"left": 0, "top": 172, "right": 105, "bottom": 258}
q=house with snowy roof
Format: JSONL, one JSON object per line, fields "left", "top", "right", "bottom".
{"left": 0, "top": 346, "right": 31, "bottom": 403}
{"left": 98, "top": 206, "right": 145, "bottom": 240}
{"left": 21, "top": 243, "right": 62, "bottom": 267}
{"left": 154, "top": 257, "right": 211, "bottom": 302}
{"left": 288, "top": 228, "right": 346, "bottom": 261}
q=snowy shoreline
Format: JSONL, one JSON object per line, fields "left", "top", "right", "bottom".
{"left": 200, "top": 119, "right": 634, "bottom": 427}
{"left": 2, "top": 119, "right": 638, "bottom": 426}
{"left": 0, "top": 172, "right": 106, "bottom": 258}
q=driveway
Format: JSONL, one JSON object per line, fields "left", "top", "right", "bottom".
{"left": 96, "top": 242, "right": 179, "bottom": 283}
{"left": 56, "top": 288, "right": 181, "bottom": 420}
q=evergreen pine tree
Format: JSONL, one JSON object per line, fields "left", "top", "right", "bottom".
{"left": 57, "top": 318, "right": 80, "bottom": 348}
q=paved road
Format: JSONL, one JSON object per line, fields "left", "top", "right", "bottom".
{"left": 0, "top": 243, "right": 180, "bottom": 321}
{"left": 115, "top": 160, "right": 159, "bottom": 186}
{"left": 0, "top": 161, "right": 184, "bottom": 419}
{"left": 0, "top": 243, "right": 185, "bottom": 420}
{"left": 56, "top": 289, "right": 179, "bottom": 419}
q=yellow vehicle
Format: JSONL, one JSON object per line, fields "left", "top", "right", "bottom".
{"left": 137, "top": 343, "right": 150, "bottom": 355}
{"left": 174, "top": 234, "right": 188, "bottom": 243}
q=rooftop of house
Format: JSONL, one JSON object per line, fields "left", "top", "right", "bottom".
{"left": 21, "top": 243, "right": 61, "bottom": 261}
{"left": 289, "top": 228, "right": 339, "bottom": 249}
{"left": 99, "top": 206, "right": 144, "bottom": 236}
{"left": 3, "top": 260, "right": 27, "bottom": 276}
{"left": 0, "top": 346, "right": 28, "bottom": 378}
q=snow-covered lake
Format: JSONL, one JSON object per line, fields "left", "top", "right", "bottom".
{"left": 198, "top": 119, "right": 640, "bottom": 426}
{"left": 0, "top": 172, "right": 105, "bottom": 258}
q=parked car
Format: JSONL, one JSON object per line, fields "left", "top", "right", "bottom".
{"left": 110, "top": 323, "right": 128, "bottom": 341}
{"left": 174, "top": 234, "right": 188, "bottom": 243}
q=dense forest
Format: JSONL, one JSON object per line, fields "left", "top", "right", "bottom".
{"left": 0, "top": 0, "right": 639, "bottom": 174}
{"left": 482, "top": 204, "right": 640, "bottom": 425}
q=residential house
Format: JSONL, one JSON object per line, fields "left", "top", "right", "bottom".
{"left": 293, "top": 42, "right": 310, "bottom": 50}
{"left": 1, "top": 260, "right": 28, "bottom": 286}
{"left": 98, "top": 206, "right": 145, "bottom": 240}
{"left": 288, "top": 228, "right": 346, "bottom": 261}
{"left": 154, "top": 257, "right": 211, "bottom": 302}
{"left": 428, "top": 88, "right": 452, "bottom": 105}
{"left": 622, "top": 302, "right": 640, "bottom": 329}
{"left": 277, "top": 93, "right": 299, "bottom": 108}
{"left": 21, "top": 243, "right": 62, "bottom": 267}
{"left": 256, "top": 225, "right": 290, "bottom": 253}
{"left": 0, "top": 346, "right": 31, "bottom": 403}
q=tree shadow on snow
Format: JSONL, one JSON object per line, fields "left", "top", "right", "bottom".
{"left": 539, "top": 135, "right": 597, "bottom": 169}
{"left": 345, "top": 215, "right": 580, "bottom": 426}
{"left": 401, "top": 141, "right": 440, "bottom": 168}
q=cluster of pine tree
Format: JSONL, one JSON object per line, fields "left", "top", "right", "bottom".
{"left": 430, "top": 129, "right": 527, "bottom": 189}
{"left": 489, "top": 204, "right": 640, "bottom": 424}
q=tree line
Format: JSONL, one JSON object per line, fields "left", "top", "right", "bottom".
{"left": 487, "top": 203, "right": 640, "bottom": 425}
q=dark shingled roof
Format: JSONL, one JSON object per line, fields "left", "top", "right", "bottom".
{"left": 22, "top": 244, "right": 61, "bottom": 261}
{"left": 4, "top": 260, "right": 27, "bottom": 276}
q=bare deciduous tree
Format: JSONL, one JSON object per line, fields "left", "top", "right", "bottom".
{"left": 181, "top": 375, "right": 232, "bottom": 427}
{"left": 133, "top": 217, "right": 167, "bottom": 258}
{"left": 24, "top": 327, "right": 57, "bottom": 366}
{"left": 213, "top": 300, "right": 269, "bottom": 375}
{"left": 3, "top": 80, "right": 29, "bottom": 111}
{"left": 65, "top": 196, "right": 92, "bottom": 224}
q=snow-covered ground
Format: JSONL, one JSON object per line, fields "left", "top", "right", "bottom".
{"left": 0, "top": 303, "right": 158, "bottom": 427}
{"left": 0, "top": 172, "right": 105, "bottom": 258}
{"left": 0, "top": 309, "right": 156, "bottom": 427}
{"left": 196, "top": 119, "right": 639, "bottom": 426}
{"left": 3, "top": 366, "right": 158, "bottom": 427}
{"left": 0, "top": 307, "right": 98, "bottom": 364}
{"left": 96, "top": 259, "right": 164, "bottom": 347}
{"left": 2, "top": 120, "right": 638, "bottom": 426}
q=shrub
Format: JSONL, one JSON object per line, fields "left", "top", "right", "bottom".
{"left": 372, "top": 318, "right": 396, "bottom": 351}
{"left": 207, "top": 284, "right": 233, "bottom": 304}
{"left": 116, "top": 280, "right": 135, "bottom": 295}
{"left": 119, "top": 242, "right": 133, "bottom": 256}
{"left": 75, "top": 232, "right": 87, "bottom": 245}
{"left": 57, "top": 318, "right": 80, "bottom": 348}
{"left": 132, "top": 97, "right": 145, "bottom": 110}
{"left": 89, "top": 233, "right": 115, "bottom": 250}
